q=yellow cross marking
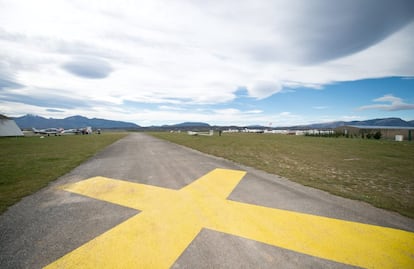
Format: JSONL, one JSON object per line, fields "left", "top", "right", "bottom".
{"left": 45, "top": 169, "right": 414, "bottom": 268}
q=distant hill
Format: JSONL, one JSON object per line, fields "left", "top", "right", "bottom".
{"left": 294, "top": 117, "right": 413, "bottom": 129}
{"left": 347, "top": 117, "right": 411, "bottom": 127}
{"left": 220, "top": 118, "right": 414, "bottom": 130}
{"left": 167, "top": 122, "right": 210, "bottom": 128}
{"left": 156, "top": 118, "right": 413, "bottom": 130}
{"left": 14, "top": 114, "right": 140, "bottom": 129}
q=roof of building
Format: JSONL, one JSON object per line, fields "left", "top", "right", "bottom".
{"left": 0, "top": 115, "right": 24, "bottom": 136}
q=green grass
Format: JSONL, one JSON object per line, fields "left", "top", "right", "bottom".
{"left": 0, "top": 133, "right": 128, "bottom": 214}
{"left": 150, "top": 132, "right": 414, "bottom": 218}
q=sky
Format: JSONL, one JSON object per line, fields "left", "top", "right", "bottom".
{"left": 0, "top": 0, "right": 414, "bottom": 127}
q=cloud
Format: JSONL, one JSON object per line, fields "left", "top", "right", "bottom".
{"left": 341, "top": 115, "right": 363, "bottom": 121}
{"left": 0, "top": 87, "right": 95, "bottom": 109}
{"left": 279, "top": 112, "right": 293, "bottom": 117}
{"left": 0, "top": 77, "right": 23, "bottom": 90}
{"left": 46, "top": 108, "right": 65, "bottom": 113}
{"left": 359, "top": 94, "right": 414, "bottom": 111}
{"left": 158, "top": 105, "right": 186, "bottom": 111}
{"left": 237, "top": 0, "right": 414, "bottom": 64}
{"left": 312, "top": 106, "right": 328, "bottom": 110}
{"left": 291, "top": 0, "right": 414, "bottom": 63}
{"left": 62, "top": 57, "right": 113, "bottom": 79}
{"left": 0, "top": 61, "right": 24, "bottom": 90}
{"left": 246, "top": 110, "right": 263, "bottom": 114}
{"left": 0, "top": 1, "right": 414, "bottom": 125}
{"left": 247, "top": 81, "right": 282, "bottom": 99}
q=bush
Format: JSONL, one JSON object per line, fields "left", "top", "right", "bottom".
{"left": 373, "top": 131, "right": 382, "bottom": 140}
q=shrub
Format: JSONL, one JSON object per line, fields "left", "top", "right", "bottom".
{"left": 373, "top": 131, "right": 382, "bottom": 140}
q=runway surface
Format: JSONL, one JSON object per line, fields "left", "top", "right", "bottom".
{"left": 1, "top": 133, "right": 413, "bottom": 268}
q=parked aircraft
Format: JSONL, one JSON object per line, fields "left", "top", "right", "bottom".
{"left": 32, "top": 127, "right": 64, "bottom": 136}
{"left": 62, "top": 127, "right": 92, "bottom": 135}
{"left": 32, "top": 126, "right": 93, "bottom": 136}
{"left": 61, "top": 128, "right": 81, "bottom": 134}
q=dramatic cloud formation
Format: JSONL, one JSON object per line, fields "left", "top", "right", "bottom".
{"left": 359, "top": 95, "right": 414, "bottom": 111}
{"left": 0, "top": 0, "right": 413, "bottom": 125}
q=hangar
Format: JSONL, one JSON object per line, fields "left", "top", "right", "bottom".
{"left": 0, "top": 114, "right": 24, "bottom": 137}
{"left": 335, "top": 125, "right": 413, "bottom": 141}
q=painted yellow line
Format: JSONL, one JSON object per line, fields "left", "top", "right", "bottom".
{"left": 44, "top": 168, "right": 414, "bottom": 269}
{"left": 209, "top": 201, "right": 414, "bottom": 268}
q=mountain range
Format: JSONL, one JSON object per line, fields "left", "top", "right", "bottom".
{"left": 14, "top": 115, "right": 140, "bottom": 129}
{"left": 290, "top": 117, "right": 414, "bottom": 129}
{"left": 12, "top": 115, "right": 414, "bottom": 130}
{"left": 167, "top": 118, "right": 414, "bottom": 129}
{"left": 162, "top": 122, "right": 211, "bottom": 128}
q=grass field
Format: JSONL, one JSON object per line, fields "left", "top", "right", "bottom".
{"left": 0, "top": 133, "right": 128, "bottom": 214}
{"left": 150, "top": 132, "right": 414, "bottom": 218}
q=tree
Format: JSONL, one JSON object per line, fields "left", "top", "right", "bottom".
{"left": 373, "top": 131, "right": 382, "bottom": 140}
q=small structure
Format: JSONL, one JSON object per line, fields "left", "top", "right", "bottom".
{"left": 335, "top": 125, "right": 413, "bottom": 141}
{"left": 0, "top": 114, "right": 24, "bottom": 137}
{"left": 395, "top": 135, "right": 404, "bottom": 142}
{"left": 187, "top": 130, "right": 214, "bottom": 136}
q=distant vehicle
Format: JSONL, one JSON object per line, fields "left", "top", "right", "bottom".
{"left": 32, "top": 127, "right": 64, "bottom": 136}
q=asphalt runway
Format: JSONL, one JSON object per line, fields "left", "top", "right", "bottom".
{"left": 1, "top": 133, "right": 413, "bottom": 268}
